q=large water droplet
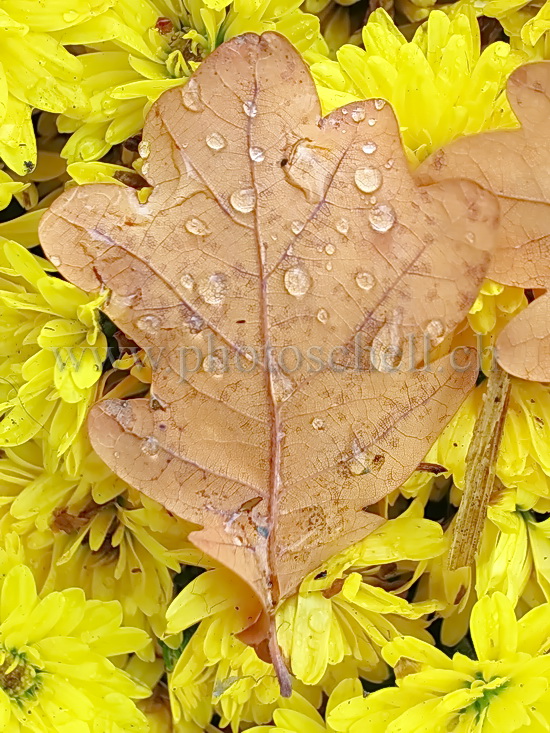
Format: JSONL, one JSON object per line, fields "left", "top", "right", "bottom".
{"left": 355, "top": 272, "right": 375, "bottom": 291}
{"left": 137, "top": 314, "right": 161, "bottom": 333}
{"left": 185, "top": 217, "right": 209, "bottom": 236}
{"left": 362, "top": 142, "right": 377, "bottom": 154}
{"left": 182, "top": 78, "right": 202, "bottom": 111}
{"left": 180, "top": 273, "right": 194, "bottom": 290}
{"left": 249, "top": 146, "right": 265, "bottom": 163}
{"left": 197, "top": 273, "right": 228, "bottom": 305}
{"left": 206, "top": 132, "right": 226, "bottom": 151}
{"left": 369, "top": 203, "right": 396, "bottom": 233}
{"left": 336, "top": 218, "right": 349, "bottom": 235}
{"left": 284, "top": 267, "right": 311, "bottom": 298}
{"left": 291, "top": 220, "right": 304, "bottom": 235}
{"left": 243, "top": 100, "right": 257, "bottom": 117}
{"left": 142, "top": 436, "right": 160, "bottom": 456}
{"left": 311, "top": 417, "right": 325, "bottom": 430}
{"left": 230, "top": 188, "right": 255, "bottom": 214}
{"left": 355, "top": 167, "right": 382, "bottom": 194}
{"left": 317, "top": 308, "right": 329, "bottom": 324}
{"left": 351, "top": 107, "right": 366, "bottom": 122}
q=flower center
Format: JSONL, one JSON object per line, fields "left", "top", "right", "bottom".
{"left": 466, "top": 675, "right": 509, "bottom": 720}
{"left": 155, "top": 17, "right": 207, "bottom": 64}
{"left": 0, "top": 649, "right": 40, "bottom": 699}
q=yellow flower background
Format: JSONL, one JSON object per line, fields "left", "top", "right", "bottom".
{"left": 0, "top": 0, "right": 549, "bottom": 730}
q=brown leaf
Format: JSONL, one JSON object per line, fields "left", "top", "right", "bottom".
{"left": 417, "top": 62, "right": 550, "bottom": 380}
{"left": 39, "top": 33, "right": 496, "bottom": 651}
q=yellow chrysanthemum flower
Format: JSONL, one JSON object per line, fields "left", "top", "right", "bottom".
{"left": 55, "top": 0, "right": 327, "bottom": 163}
{"left": 415, "top": 490, "right": 550, "bottom": 646}
{"left": 166, "top": 516, "right": 445, "bottom": 728}
{"left": 247, "top": 679, "right": 364, "bottom": 733}
{"left": 0, "top": 439, "right": 198, "bottom": 656}
{"left": 0, "top": 238, "right": 107, "bottom": 472}
{"left": 329, "top": 592, "right": 550, "bottom": 733}
{"left": 0, "top": 2, "right": 94, "bottom": 175}
{"left": 0, "top": 170, "right": 29, "bottom": 212}
{"left": 420, "top": 379, "right": 550, "bottom": 512}
{"left": 0, "top": 534, "right": 151, "bottom": 731}
{"left": 311, "top": 7, "right": 522, "bottom": 166}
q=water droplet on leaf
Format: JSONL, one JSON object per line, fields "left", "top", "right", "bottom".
{"left": 185, "top": 217, "right": 210, "bottom": 236}
{"left": 249, "top": 147, "right": 265, "bottom": 162}
{"left": 182, "top": 78, "right": 202, "bottom": 111}
{"left": 138, "top": 140, "right": 150, "bottom": 159}
{"left": 351, "top": 107, "right": 365, "bottom": 122}
{"left": 180, "top": 273, "right": 194, "bottom": 290}
{"left": 137, "top": 314, "right": 161, "bottom": 332}
{"left": 325, "top": 243, "right": 335, "bottom": 255}
{"left": 362, "top": 142, "right": 377, "bottom": 154}
{"left": 284, "top": 266, "right": 311, "bottom": 298}
{"left": 336, "top": 218, "right": 349, "bottom": 235}
{"left": 317, "top": 308, "right": 329, "bottom": 323}
{"left": 230, "top": 188, "right": 255, "bottom": 214}
{"left": 142, "top": 436, "right": 160, "bottom": 456}
{"left": 426, "top": 319, "right": 445, "bottom": 345}
{"left": 374, "top": 99, "right": 386, "bottom": 110}
{"left": 291, "top": 220, "right": 304, "bottom": 234}
{"left": 243, "top": 100, "right": 257, "bottom": 117}
{"left": 311, "top": 417, "right": 325, "bottom": 430}
{"left": 369, "top": 203, "right": 396, "bottom": 233}
{"left": 206, "top": 132, "right": 226, "bottom": 151}
{"left": 197, "top": 273, "right": 228, "bottom": 306}
{"left": 355, "top": 272, "right": 375, "bottom": 291}
{"left": 355, "top": 167, "right": 382, "bottom": 194}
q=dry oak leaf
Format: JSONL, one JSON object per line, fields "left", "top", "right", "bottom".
{"left": 418, "top": 62, "right": 550, "bottom": 382}
{"left": 39, "top": 34, "right": 498, "bottom": 655}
